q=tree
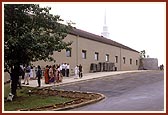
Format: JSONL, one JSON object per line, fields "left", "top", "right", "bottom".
{"left": 139, "top": 50, "right": 148, "bottom": 70}
{"left": 4, "top": 4, "right": 73, "bottom": 69}
{"left": 140, "top": 50, "right": 146, "bottom": 58}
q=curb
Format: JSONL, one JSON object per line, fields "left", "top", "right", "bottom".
{"left": 50, "top": 73, "right": 123, "bottom": 87}
{"left": 51, "top": 92, "right": 106, "bottom": 111}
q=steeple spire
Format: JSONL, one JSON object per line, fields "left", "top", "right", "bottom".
{"left": 104, "top": 9, "right": 106, "bottom": 25}
{"left": 101, "top": 9, "right": 109, "bottom": 38}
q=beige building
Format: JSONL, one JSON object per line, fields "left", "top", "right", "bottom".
{"left": 33, "top": 28, "right": 140, "bottom": 75}
{"left": 140, "top": 58, "right": 158, "bottom": 70}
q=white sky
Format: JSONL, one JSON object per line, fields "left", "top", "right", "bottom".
{"left": 40, "top": 2, "right": 166, "bottom": 65}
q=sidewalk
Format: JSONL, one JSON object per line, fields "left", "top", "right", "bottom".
{"left": 21, "top": 70, "right": 147, "bottom": 88}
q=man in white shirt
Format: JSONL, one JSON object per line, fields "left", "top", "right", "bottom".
{"left": 61, "top": 63, "right": 65, "bottom": 77}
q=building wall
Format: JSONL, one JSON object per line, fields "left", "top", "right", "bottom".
{"left": 77, "top": 35, "right": 140, "bottom": 72}
{"left": 32, "top": 34, "right": 77, "bottom": 75}
{"left": 141, "top": 58, "right": 158, "bottom": 70}
{"left": 120, "top": 48, "right": 140, "bottom": 70}
{"left": 77, "top": 35, "right": 120, "bottom": 72}
{"left": 33, "top": 34, "right": 140, "bottom": 74}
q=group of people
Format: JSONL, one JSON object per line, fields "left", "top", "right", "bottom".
{"left": 22, "top": 65, "right": 42, "bottom": 87}
{"left": 7, "top": 64, "right": 42, "bottom": 98}
{"left": 74, "top": 64, "right": 83, "bottom": 79}
{"left": 44, "top": 63, "right": 70, "bottom": 84}
{"left": 7, "top": 63, "right": 84, "bottom": 98}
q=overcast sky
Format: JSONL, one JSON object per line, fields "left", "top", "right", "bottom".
{"left": 40, "top": 2, "right": 166, "bottom": 65}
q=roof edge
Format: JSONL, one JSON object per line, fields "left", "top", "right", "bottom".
{"left": 69, "top": 27, "right": 139, "bottom": 53}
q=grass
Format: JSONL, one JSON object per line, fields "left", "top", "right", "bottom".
{"left": 4, "top": 83, "right": 73, "bottom": 111}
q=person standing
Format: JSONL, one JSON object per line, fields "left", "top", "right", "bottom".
{"left": 22, "top": 65, "right": 30, "bottom": 85}
{"left": 74, "top": 65, "right": 79, "bottom": 79}
{"left": 36, "top": 65, "right": 42, "bottom": 87}
{"left": 20, "top": 65, "right": 25, "bottom": 79}
{"left": 59, "top": 65, "right": 63, "bottom": 82}
{"left": 62, "top": 63, "right": 66, "bottom": 77}
{"left": 55, "top": 65, "right": 60, "bottom": 83}
{"left": 59, "top": 64, "right": 62, "bottom": 77}
{"left": 17, "top": 65, "right": 23, "bottom": 89}
{"left": 29, "top": 66, "right": 34, "bottom": 79}
{"left": 66, "top": 63, "right": 70, "bottom": 77}
{"left": 44, "top": 65, "right": 49, "bottom": 84}
{"left": 79, "top": 64, "right": 83, "bottom": 78}
{"left": 64, "top": 63, "right": 67, "bottom": 77}
{"left": 49, "top": 65, "right": 54, "bottom": 83}
{"left": 52, "top": 65, "right": 56, "bottom": 83}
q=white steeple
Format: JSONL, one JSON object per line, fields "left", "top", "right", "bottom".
{"left": 101, "top": 9, "right": 109, "bottom": 38}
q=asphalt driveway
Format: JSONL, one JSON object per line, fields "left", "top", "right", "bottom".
{"left": 58, "top": 70, "right": 164, "bottom": 111}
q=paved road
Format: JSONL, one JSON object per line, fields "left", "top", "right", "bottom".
{"left": 58, "top": 71, "right": 165, "bottom": 111}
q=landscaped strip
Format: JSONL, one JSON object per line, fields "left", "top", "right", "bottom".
{"left": 17, "top": 88, "right": 105, "bottom": 111}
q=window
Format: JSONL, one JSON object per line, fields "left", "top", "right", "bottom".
{"left": 123, "top": 57, "right": 126, "bottom": 64}
{"left": 82, "top": 50, "right": 87, "bottom": 59}
{"left": 136, "top": 60, "right": 138, "bottom": 65}
{"left": 130, "top": 58, "right": 132, "bottom": 65}
{"left": 95, "top": 52, "right": 99, "bottom": 61}
{"left": 106, "top": 54, "right": 109, "bottom": 62}
{"left": 115, "top": 56, "right": 118, "bottom": 63}
{"left": 66, "top": 49, "right": 71, "bottom": 57}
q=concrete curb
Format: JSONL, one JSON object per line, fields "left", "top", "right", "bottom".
{"left": 51, "top": 92, "right": 106, "bottom": 111}
{"left": 48, "top": 73, "right": 125, "bottom": 87}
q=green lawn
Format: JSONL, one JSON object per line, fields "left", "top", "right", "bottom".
{"left": 4, "top": 83, "right": 73, "bottom": 111}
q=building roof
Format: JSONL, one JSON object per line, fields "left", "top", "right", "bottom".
{"left": 69, "top": 28, "right": 139, "bottom": 53}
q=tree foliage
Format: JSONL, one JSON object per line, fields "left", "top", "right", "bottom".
{"left": 140, "top": 50, "right": 146, "bottom": 58}
{"left": 4, "top": 4, "right": 73, "bottom": 68}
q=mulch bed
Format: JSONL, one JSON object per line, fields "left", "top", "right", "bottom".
{"left": 18, "top": 88, "right": 105, "bottom": 111}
